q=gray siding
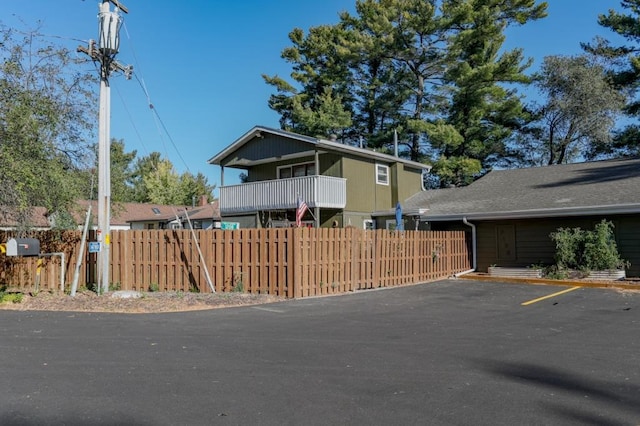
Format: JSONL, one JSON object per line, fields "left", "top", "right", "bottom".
{"left": 220, "top": 135, "right": 312, "bottom": 168}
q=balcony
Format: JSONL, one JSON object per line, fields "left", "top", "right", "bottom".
{"left": 219, "top": 175, "right": 347, "bottom": 215}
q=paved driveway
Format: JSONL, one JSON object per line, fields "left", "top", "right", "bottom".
{"left": 1, "top": 280, "right": 638, "bottom": 425}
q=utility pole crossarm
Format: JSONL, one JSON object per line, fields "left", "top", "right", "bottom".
{"left": 77, "top": 43, "right": 133, "bottom": 79}
{"left": 108, "top": 0, "right": 129, "bottom": 14}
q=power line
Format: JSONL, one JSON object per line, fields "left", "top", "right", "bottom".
{"left": 120, "top": 21, "right": 192, "bottom": 174}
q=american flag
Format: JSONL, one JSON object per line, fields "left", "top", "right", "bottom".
{"left": 296, "top": 195, "right": 308, "bottom": 227}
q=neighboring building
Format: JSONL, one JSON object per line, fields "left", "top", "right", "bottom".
{"left": 208, "top": 126, "right": 430, "bottom": 229}
{"left": 77, "top": 198, "right": 220, "bottom": 230}
{"left": 0, "top": 207, "right": 51, "bottom": 231}
{"left": 126, "top": 201, "right": 220, "bottom": 230}
{"left": 403, "top": 158, "right": 640, "bottom": 276}
{"left": 1, "top": 199, "right": 220, "bottom": 231}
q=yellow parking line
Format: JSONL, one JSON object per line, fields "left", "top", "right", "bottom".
{"left": 521, "top": 286, "right": 581, "bottom": 306}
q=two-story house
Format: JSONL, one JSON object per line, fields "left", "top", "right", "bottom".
{"left": 208, "top": 126, "right": 429, "bottom": 229}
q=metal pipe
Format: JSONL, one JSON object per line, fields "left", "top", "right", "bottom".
{"left": 71, "top": 205, "right": 92, "bottom": 296}
{"left": 40, "top": 253, "right": 66, "bottom": 292}
{"left": 455, "top": 217, "right": 477, "bottom": 277}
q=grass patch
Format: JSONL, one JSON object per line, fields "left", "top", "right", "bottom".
{"left": 0, "top": 292, "right": 24, "bottom": 304}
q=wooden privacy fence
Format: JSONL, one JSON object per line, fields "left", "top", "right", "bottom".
{"left": 1, "top": 229, "right": 471, "bottom": 297}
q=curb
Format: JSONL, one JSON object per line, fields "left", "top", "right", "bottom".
{"left": 457, "top": 273, "right": 640, "bottom": 291}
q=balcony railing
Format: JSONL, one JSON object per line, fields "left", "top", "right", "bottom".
{"left": 219, "top": 175, "right": 347, "bottom": 214}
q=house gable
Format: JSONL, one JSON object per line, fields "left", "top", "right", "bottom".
{"left": 209, "top": 126, "right": 429, "bottom": 172}
{"left": 210, "top": 126, "right": 430, "bottom": 228}
{"left": 219, "top": 133, "right": 316, "bottom": 169}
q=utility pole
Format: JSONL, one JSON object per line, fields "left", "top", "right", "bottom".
{"left": 78, "top": 1, "right": 132, "bottom": 294}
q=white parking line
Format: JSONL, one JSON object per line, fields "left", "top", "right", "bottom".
{"left": 251, "top": 306, "right": 285, "bottom": 313}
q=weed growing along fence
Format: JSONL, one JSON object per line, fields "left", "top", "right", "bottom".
{"left": 1, "top": 229, "right": 471, "bottom": 297}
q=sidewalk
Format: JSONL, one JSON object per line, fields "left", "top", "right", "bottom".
{"left": 457, "top": 272, "right": 640, "bottom": 291}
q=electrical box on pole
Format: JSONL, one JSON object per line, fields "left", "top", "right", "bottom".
{"left": 98, "top": 2, "right": 123, "bottom": 56}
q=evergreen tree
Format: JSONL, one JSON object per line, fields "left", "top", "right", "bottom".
{"left": 583, "top": 0, "right": 640, "bottom": 157}
{"left": 108, "top": 139, "right": 137, "bottom": 203}
{"left": 264, "top": 0, "right": 547, "bottom": 186}
{"left": 429, "top": 0, "right": 545, "bottom": 186}
{"left": 180, "top": 172, "right": 216, "bottom": 206}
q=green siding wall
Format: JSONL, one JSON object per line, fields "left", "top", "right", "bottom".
{"left": 395, "top": 165, "right": 423, "bottom": 202}
{"left": 319, "top": 153, "right": 342, "bottom": 177}
{"left": 342, "top": 157, "right": 380, "bottom": 212}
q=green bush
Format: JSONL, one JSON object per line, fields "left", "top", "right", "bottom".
{"left": 0, "top": 292, "right": 23, "bottom": 304}
{"left": 549, "top": 220, "right": 629, "bottom": 272}
{"left": 549, "top": 227, "right": 584, "bottom": 269}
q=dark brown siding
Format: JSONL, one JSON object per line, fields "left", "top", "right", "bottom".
{"left": 617, "top": 216, "right": 640, "bottom": 277}
{"left": 474, "top": 215, "right": 640, "bottom": 276}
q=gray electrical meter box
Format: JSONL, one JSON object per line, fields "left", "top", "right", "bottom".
{"left": 6, "top": 238, "right": 40, "bottom": 257}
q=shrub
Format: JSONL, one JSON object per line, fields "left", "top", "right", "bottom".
{"left": 549, "top": 220, "right": 629, "bottom": 273}
{"left": 583, "top": 220, "right": 630, "bottom": 271}
{"left": 549, "top": 227, "right": 584, "bottom": 269}
{"left": 0, "top": 292, "right": 23, "bottom": 304}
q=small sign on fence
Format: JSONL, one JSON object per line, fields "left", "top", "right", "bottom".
{"left": 220, "top": 222, "right": 240, "bottom": 230}
{"left": 88, "top": 241, "right": 101, "bottom": 253}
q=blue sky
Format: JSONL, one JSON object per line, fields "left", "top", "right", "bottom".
{"left": 4, "top": 1, "right": 626, "bottom": 190}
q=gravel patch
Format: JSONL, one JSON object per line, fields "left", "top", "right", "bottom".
{"left": 0, "top": 291, "right": 286, "bottom": 313}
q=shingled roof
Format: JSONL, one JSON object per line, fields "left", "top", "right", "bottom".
{"left": 208, "top": 125, "right": 429, "bottom": 171}
{"left": 405, "top": 158, "right": 640, "bottom": 221}
{"left": 75, "top": 201, "right": 220, "bottom": 226}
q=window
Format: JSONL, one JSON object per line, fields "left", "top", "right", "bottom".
{"left": 279, "top": 168, "right": 292, "bottom": 179}
{"left": 376, "top": 164, "right": 389, "bottom": 185}
{"left": 386, "top": 219, "right": 402, "bottom": 231}
{"left": 363, "top": 220, "right": 374, "bottom": 230}
{"left": 278, "top": 162, "right": 315, "bottom": 179}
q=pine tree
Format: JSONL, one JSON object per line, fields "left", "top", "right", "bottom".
{"left": 264, "top": 0, "right": 547, "bottom": 186}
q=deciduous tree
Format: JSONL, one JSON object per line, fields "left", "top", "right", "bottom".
{"left": 521, "top": 55, "right": 625, "bottom": 165}
{"left": 0, "top": 23, "right": 96, "bottom": 227}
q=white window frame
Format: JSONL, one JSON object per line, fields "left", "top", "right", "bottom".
{"left": 376, "top": 164, "right": 389, "bottom": 185}
{"left": 363, "top": 219, "right": 375, "bottom": 230}
{"left": 277, "top": 161, "right": 316, "bottom": 179}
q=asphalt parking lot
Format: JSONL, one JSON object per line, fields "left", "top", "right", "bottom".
{"left": 1, "top": 279, "right": 638, "bottom": 425}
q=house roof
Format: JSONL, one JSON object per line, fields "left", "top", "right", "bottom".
{"left": 404, "top": 157, "right": 640, "bottom": 221}
{"left": 1, "top": 201, "right": 221, "bottom": 230}
{"left": 208, "top": 125, "right": 430, "bottom": 171}
{"left": 0, "top": 206, "right": 51, "bottom": 229}
{"left": 73, "top": 201, "right": 220, "bottom": 226}
{"left": 159, "top": 203, "right": 220, "bottom": 223}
